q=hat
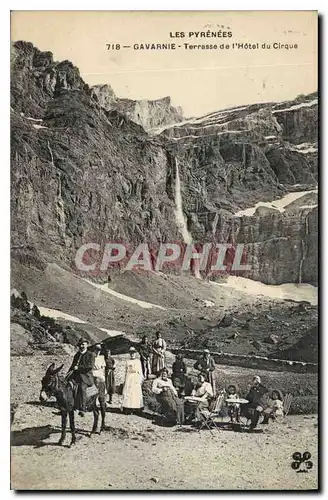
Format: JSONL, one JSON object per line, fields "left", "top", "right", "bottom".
{"left": 253, "top": 375, "right": 261, "bottom": 383}
{"left": 78, "top": 338, "right": 88, "bottom": 346}
{"left": 203, "top": 349, "right": 210, "bottom": 354}
{"left": 129, "top": 346, "right": 136, "bottom": 353}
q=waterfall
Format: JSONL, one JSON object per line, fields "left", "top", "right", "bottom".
{"left": 174, "top": 159, "right": 201, "bottom": 278}
{"left": 298, "top": 213, "right": 309, "bottom": 284}
{"left": 175, "top": 159, "right": 192, "bottom": 244}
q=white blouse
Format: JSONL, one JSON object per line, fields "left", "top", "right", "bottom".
{"left": 92, "top": 354, "right": 106, "bottom": 381}
{"left": 152, "top": 377, "right": 178, "bottom": 396}
{"left": 193, "top": 382, "right": 213, "bottom": 399}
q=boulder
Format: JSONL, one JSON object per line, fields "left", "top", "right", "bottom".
{"left": 264, "top": 334, "right": 280, "bottom": 345}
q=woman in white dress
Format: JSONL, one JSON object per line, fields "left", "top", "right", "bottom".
{"left": 122, "top": 347, "right": 143, "bottom": 414}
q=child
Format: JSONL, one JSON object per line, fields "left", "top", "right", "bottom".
{"left": 225, "top": 384, "right": 241, "bottom": 423}
{"left": 262, "top": 389, "right": 284, "bottom": 423}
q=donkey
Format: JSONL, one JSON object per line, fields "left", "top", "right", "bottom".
{"left": 40, "top": 363, "right": 106, "bottom": 446}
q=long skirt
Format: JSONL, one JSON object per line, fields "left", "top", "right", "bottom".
{"left": 152, "top": 353, "right": 165, "bottom": 375}
{"left": 106, "top": 369, "right": 116, "bottom": 396}
{"left": 122, "top": 373, "right": 143, "bottom": 409}
{"left": 157, "top": 389, "right": 184, "bottom": 425}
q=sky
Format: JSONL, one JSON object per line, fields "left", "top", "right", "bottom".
{"left": 11, "top": 11, "right": 317, "bottom": 117}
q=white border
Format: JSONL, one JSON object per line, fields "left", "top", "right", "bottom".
{"left": 1, "top": 1, "right": 324, "bottom": 498}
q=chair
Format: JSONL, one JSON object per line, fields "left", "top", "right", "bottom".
{"left": 283, "top": 393, "right": 293, "bottom": 416}
{"left": 197, "top": 391, "right": 226, "bottom": 435}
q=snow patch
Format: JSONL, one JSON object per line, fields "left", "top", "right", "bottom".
{"left": 234, "top": 189, "right": 318, "bottom": 217}
{"left": 37, "top": 306, "right": 86, "bottom": 324}
{"left": 99, "top": 327, "right": 125, "bottom": 337}
{"left": 83, "top": 279, "right": 166, "bottom": 310}
{"left": 32, "top": 124, "right": 48, "bottom": 130}
{"left": 299, "top": 205, "right": 318, "bottom": 210}
{"left": 273, "top": 99, "right": 317, "bottom": 114}
{"left": 33, "top": 305, "right": 126, "bottom": 337}
{"left": 21, "top": 113, "right": 43, "bottom": 123}
{"left": 213, "top": 276, "right": 317, "bottom": 305}
{"left": 202, "top": 299, "right": 215, "bottom": 307}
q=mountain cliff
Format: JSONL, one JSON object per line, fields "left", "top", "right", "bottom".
{"left": 11, "top": 41, "right": 318, "bottom": 285}
{"left": 91, "top": 84, "right": 184, "bottom": 131}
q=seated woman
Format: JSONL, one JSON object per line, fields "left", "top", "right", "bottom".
{"left": 262, "top": 389, "right": 284, "bottom": 423}
{"left": 225, "top": 384, "right": 241, "bottom": 423}
{"left": 152, "top": 368, "right": 184, "bottom": 425}
{"left": 242, "top": 376, "right": 269, "bottom": 430}
{"left": 185, "top": 373, "right": 214, "bottom": 422}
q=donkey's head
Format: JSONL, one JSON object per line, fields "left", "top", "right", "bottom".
{"left": 40, "top": 363, "right": 64, "bottom": 402}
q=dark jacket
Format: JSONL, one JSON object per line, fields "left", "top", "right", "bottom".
{"left": 246, "top": 384, "right": 268, "bottom": 408}
{"left": 138, "top": 342, "right": 151, "bottom": 360}
{"left": 105, "top": 355, "right": 116, "bottom": 371}
{"left": 172, "top": 360, "right": 187, "bottom": 377}
{"left": 68, "top": 350, "right": 95, "bottom": 387}
{"left": 194, "top": 356, "right": 215, "bottom": 373}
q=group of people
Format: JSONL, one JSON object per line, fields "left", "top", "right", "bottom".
{"left": 138, "top": 332, "right": 167, "bottom": 378}
{"left": 150, "top": 367, "right": 284, "bottom": 429}
{"left": 66, "top": 337, "right": 284, "bottom": 430}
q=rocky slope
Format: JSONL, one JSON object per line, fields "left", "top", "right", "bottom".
{"left": 11, "top": 41, "right": 318, "bottom": 285}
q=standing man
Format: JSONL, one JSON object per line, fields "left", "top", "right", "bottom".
{"left": 67, "top": 338, "right": 95, "bottom": 415}
{"left": 138, "top": 335, "right": 152, "bottom": 379}
{"left": 152, "top": 331, "right": 167, "bottom": 376}
{"left": 105, "top": 348, "right": 116, "bottom": 404}
{"left": 194, "top": 349, "right": 216, "bottom": 395}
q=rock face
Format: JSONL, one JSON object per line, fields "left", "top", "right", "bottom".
{"left": 11, "top": 41, "right": 318, "bottom": 285}
{"left": 157, "top": 93, "right": 318, "bottom": 285}
{"left": 11, "top": 41, "right": 180, "bottom": 269}
{"left": 91, "top": 84, "right": 184, "bottom": 131}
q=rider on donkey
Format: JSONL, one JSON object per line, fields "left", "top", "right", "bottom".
{"left": 67, "top": 338, "right": 95, "bottom": 416}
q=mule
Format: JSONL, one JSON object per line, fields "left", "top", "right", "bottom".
{"left": 40, "top": 363, "right": 106, "bottom": 446}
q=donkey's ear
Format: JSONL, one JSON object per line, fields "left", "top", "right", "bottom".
{"left": 52, "top": 364, "right": 64, "bottom": 375}
{"left": 46, "top": 363, "right": 56, "bottom": 374}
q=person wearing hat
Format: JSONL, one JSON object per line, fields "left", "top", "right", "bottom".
{"left": 242, "top": 376, "right": 269, "bottom": 430}
{"left": 193, "top": 349, "right": 216, "bottom": 395}
{"left": 67, "top": 338, "right": 95, "bottom": 414}
{"left": 122, "top": 347, "right": 143, "bottom": 414}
